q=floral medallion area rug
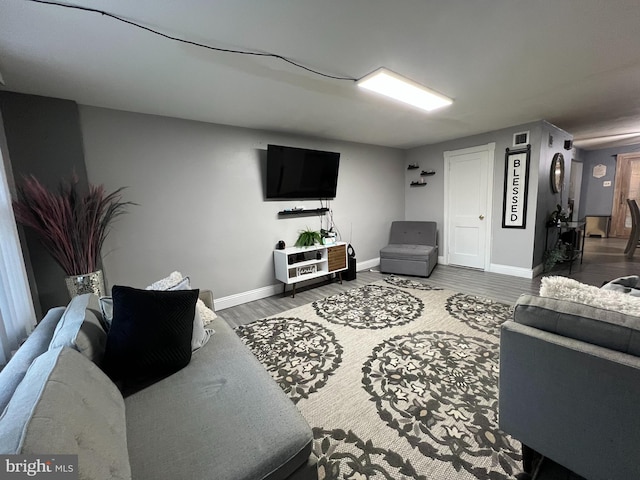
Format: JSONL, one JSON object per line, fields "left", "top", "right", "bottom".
{"left": 235, "top": 276, "right": 522, "bottom": 480}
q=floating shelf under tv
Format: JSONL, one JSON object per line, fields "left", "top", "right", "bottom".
{"left": 278, "top": 208, "right": 329, "bottom": 217}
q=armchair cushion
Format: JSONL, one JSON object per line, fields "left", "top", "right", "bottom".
{"left": 388, "top": 221, "right": 437, "bottom": 246}
{"left": 379, "top": 244, "right": 435, "bottom": 262}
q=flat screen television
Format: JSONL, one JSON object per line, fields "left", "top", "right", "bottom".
{"left": 266, "top": 144, "right": 340, "bottom": 199}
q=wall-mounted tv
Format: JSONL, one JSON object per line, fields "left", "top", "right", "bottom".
{"left": 266, "top": 144, "right": 340, "bottom": 199}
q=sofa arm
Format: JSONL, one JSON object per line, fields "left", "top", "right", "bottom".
{"left": 499, "top": 320, "right": 640, "bottom": 479}
{"left": 198, "top": 289, "right": 214, "bottom": 311}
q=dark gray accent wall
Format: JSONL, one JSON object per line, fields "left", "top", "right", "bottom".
{"left": 0, "top": 91, "right": 89, "bottom": 314}
{"left": 532, "top": 122, "right": 573, "bottom": 267}
{"left": 578, "top": 144, "right": 640, "bottom": 218}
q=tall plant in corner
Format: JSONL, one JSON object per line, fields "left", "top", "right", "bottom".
{"left": 12, "top": 173, "right": 134, "bottom": 296}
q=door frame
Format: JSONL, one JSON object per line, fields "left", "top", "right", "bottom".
{"left": 611, "top": 152, "right": 640, "bottom": 237}
{"left": 443, "top": 142, "right": 495, "bottom": 269}
{"left": 569, "top": 160, "right": 583, "bottom": 222}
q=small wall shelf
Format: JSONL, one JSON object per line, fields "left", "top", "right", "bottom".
{"left": 410, "top": 181, "right": 427, "bottom": 187}
{"left": 421, "top": 170, "right": 436, "bottom": 176}
{"left": 407, "top": 164, "right": 420, "bottom": 170}
{"left": 278, "top": 207, "right": 329, "bottom": 217}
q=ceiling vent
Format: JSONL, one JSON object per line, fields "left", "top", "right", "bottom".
{"left": 513, "top": 131, "right": 529, "bottom": 147}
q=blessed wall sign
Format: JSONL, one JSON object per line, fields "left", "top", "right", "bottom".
{"left": 502, "top": 145, "right": 531, "bottom": 229}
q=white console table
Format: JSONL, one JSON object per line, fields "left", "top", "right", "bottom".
{"left": 274, "top": 242, "right": 348, "bottom": 297}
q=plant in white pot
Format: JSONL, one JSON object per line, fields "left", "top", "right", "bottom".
{"left": 12, "top": 173, "right": 134, "bottom": 298}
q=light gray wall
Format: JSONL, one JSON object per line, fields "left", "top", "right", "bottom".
{"left": 79, "top": 106, "right": 404, "bottom": 300}
{"left": 578, "top": 144, "right": 640, "bottom": 218}
{"left": 405, "top": 121, "right": 544, "bottom": 272}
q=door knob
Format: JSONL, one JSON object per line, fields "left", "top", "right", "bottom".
{"left": 479, "top": 214, "right": 485, "bottom": 220}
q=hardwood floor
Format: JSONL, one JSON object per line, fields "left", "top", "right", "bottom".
{"left": 217, "top": 236, "right": 640, "bottom": 328}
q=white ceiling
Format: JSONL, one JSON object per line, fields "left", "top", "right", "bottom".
{"left": 2, "top": 0, "right": 640, "bottom": 151}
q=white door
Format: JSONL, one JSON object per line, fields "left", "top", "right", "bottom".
{"left": 444, "top": 144, "right": 494, "bottom": 269}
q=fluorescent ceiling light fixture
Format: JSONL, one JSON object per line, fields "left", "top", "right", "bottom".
{"left": 357, "top": 68, "right": 452, "bottom": 112}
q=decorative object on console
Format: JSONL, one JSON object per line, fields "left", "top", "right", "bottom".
{"left": 12, "top": 173, "right": 134, "bottom": 298}
{"left": 546, "top": 203, "right": 571, "bottom": 227}
{"left": 295, "top": 228, "right": 322, "bottom": 247}
{"left": 543, "top": 206, "right": 577, "bottom": 271}
{"left": 320, "top": 228, "right": 337, "bottom": 245}
{"left": 276, "top": 240, "right": 286, "bottom": 250}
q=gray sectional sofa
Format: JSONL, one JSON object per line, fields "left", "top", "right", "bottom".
{"left": 0, "top": 292, "right": 317, "bottom": 480}
{"left": 499, "top": 277, "right": 640, "bottom": 480}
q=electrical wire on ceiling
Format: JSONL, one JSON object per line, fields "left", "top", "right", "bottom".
{"left": 26, "top": 0, "right": 358, "bottom": 82}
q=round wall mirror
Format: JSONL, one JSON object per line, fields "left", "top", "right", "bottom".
{"left": 551, "top": 152, "right": 565, "bottom": 193}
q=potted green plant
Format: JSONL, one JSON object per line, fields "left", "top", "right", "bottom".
{"left": 543, "top": 242, "right": 568, "bottom": 272}
{"left": 295, "top": 228, "right": 322, "bottom": 247}
{"left": 12, "top": 173, "right": 134, "bottom": 298}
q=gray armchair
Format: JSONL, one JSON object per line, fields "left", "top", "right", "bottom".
{"left": 379, "top": 221, "right": 438, "bottom": 277}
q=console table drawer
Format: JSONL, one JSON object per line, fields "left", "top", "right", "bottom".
{"left": 327, "top": 244, "right": 347, "bottom": 272}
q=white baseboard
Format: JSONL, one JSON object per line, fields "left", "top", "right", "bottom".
{"left": 532, "top": 262, "right": 544, "bottom": 278}
{"left": 215, "top": 284, "right": 281, "bottom": 311}
{"left": 216, "top": 257, "right": 380, "bottom": 310}
{"left": 488, "top": 263, "right": 535, "bottom": 279}
{"left": 436, "top": 256, "right": 533, "bottom": 278}
{"left": 357, "top": 257, "right": 380, "bottom": 271}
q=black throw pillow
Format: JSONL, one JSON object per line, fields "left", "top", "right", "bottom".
{"left": 102, "top": 285, "right": 198, "bottom": 396}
